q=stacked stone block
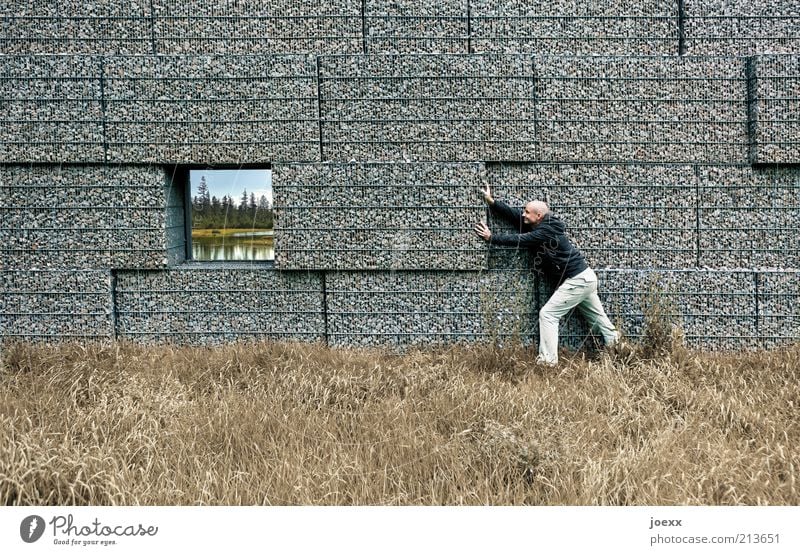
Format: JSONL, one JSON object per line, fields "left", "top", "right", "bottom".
{"left": 550, "top": 270, "right": 759, "bottom": 350}
{"left": 0, "top": 270, "right": 113, "bottom": 341}
{"left": 757, "top": 271, "right": 800, "bottom": 349}
{"left": 326, "top": 270, "right": 536, "bottom": 348}
{"left": 115, "top": 266, "right": 325, "bottom": 344}
{"left": 5, "top": 3, "right": 799, "bottom": 59}
{"left": 0, "top": 5, "right": 798, "bottom": 351}
{"left": 151, "top": 0, "right": 362, "bottom": 55}
{"left": 487, "top": 164, "right": 698, "bottom": 269}
{"left": 273, "top": 163, "right": 487, "bottom": 270}
{"left": 0, "top": 56, "right": 105, "bottom": 163}
{"left": 0, "top": 1, "right": 152, "bottom": 55}
{"left": 103, "top": 55, "right": 320, "bottom": 164}
{"left": 685, "top": 1, "right": 800, "bottom": 55}
{"left": 471, "top": 1, "right": 679, "bottom": 55}
{"left": 751, "top": 56, "right": 800, "bottom": 164}
{"left": 364, "top": 1, "right": 468, "bottom": 54}
{"left": 319, "top": 54, "right": 537, "bottom": 161}
{"left": 698, "top": 166, "right": 800, "bottom": 269}
{"left": 0, "top": 165, "right": 183, "bottom": 270}
{"left": 534, "top": 56, "right": 748, "bottom": 163}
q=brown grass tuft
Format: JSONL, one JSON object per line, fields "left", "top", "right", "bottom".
{"left": 1, "top": 339, "right": 798, "bottom": 505}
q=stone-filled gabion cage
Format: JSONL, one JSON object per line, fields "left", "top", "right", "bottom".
{"left": 1, "top": 2, "right": 798, "bottom": 351}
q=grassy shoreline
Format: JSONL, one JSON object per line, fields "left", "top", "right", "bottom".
{"left": 1, "top": 340, "right": 798, "bottom": 505}
{"left": 192, "top": 227, "right": 273, "bottom": 245}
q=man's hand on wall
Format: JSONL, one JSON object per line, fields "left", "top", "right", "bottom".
{"left": 474, "top": 221, "right": 492, "bottom": 242}
{"left": 481, "top": 184, "right": 494, "bottom": 205}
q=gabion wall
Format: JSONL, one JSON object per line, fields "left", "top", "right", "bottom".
{"left": 151, "top": 1, "right": 362, "bottom": 55}
{"left": 326, "top": 270, "right": 536, "bottom": 348}
{"left": 319, "top": 54, "right": 537, "bottom": 162}
{"left": 752, "top": 56, "right": 800, "bottom": 164}
{"left": 0, "top": 1, "right": 152, "bottom": 55}
{"left": 575, "top": 270, "right": 760, "bottom": 350}
{"left": 758, "top": 272, "right": 800, "bottom": 349}
{"left": 1, "top": 3, "right": 798, "bottom": 351}
{"left": 684, "top": 1, "right": 800, "bottom": 55}
{"left": 115, "top": 266, "right": 325, "bottom": 345}
{"left": 534, "top": 56, "right": 748, "bottom": 163}
{"left": 0, "top": 54, "right": 794, "bottom": 166}
{"left": 487, "top": 164, "right": 698, "bottom": 269}
{"left": 0, "top": 270, "right": 113, "bottom": 340}
{"left": 365, "top": 1, "right": 468, "bottom": 54}
{"left": 323, "top": 269, "right": 796, "bottom": 351}
{"left": 486, "top": 164, "right": 800, "bottom": 271}
{"left": 0, "top": 165, "right": 184, "bottom": 270}
{"left": 470, "top": 1, "right": 679, "bottom": 56}
{"left": 4, "top": 3, "right": 800, "bottom": 56}
{"left": 103, "top": 55, "right": 319, "bottom": 164}
{"left": 698, "top": 166, "right": 800, "bottom": 269}
{"left": 273, "top": 163, "right": 487, "bottom": 270}
{"left": 0, "top": 56, "right": 105, "bottom": 163}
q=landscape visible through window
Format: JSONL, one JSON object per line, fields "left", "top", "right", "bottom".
{"left": 189, "top": 169, "right": 273, "bottom": 261}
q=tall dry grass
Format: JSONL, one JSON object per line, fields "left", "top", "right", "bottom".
{"left": 1, "top": 338, "right": 798, "bottom": 505}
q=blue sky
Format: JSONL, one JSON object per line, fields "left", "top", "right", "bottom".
{"left": 190, "top": 169, "right": 272, "bottom": 205}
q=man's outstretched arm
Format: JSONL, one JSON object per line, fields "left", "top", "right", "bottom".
{"left": 475, "top": 222, "right": 548, "bottom": 247}
{"left": 481, "top": 183, "right": 525, "bottom": 230}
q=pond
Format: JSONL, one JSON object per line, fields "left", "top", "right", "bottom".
{"left": 191, "top": 230, "right": 274, "bottom": 261}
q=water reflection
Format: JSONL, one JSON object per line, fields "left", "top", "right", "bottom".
{"left": 193, "top": 242, "right": 274, "bottom": 261}
{"left": 192, "top": 233, "right": 274, "bottom": 261}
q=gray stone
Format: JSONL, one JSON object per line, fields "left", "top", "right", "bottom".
{"left": 318, "top": 54, "right": 538, "bottom": 162}
{"left": 115, "top": 265, "right": 325, "bottom": 345}
{"left": 0, "top": 56, "right": 105, "bottom": 162}
{"left": 326, "top": 270, "right": 537, "bottom": 348}
{"left": 152, "top": 0, "right": 362, "bottom": 55}
{"left": 273, "top": 163, "right": 487, "bottom": 270}
{"left": 0, "top": 165, "right": 183, "bottom": 270}
{"left": 534, "top": 56, "right": 749, "bottom": 164}
{"left": 751, "top": 55, "right": 800, "bottom": 164}
{"left": 365, "top": 0, "right": 468, "bottom": 54}
{"left": 103, "top": 55, "right": 320, "bottom": 164}
{"left": 471, "top": 0, "right": 679, "bottom": 55}
{"left": 698, "top": 166, "right": 800, "bottom": 269}
{"left": 0, "top": 1, "right": 152, "bottom": 55}
{"left": 757, "top": 271, "right": 800, "bottom": 349}
{"left": 685, "top": 1, "right": 800, "bottom": 55}
{"left": 0, "top": 270, "right": 113, "bottom": 341}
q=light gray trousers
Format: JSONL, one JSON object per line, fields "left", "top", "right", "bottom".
{"left": 538, "top": 268, "right": 619, "bottom": 364}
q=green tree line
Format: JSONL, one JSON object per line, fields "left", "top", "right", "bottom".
{"left": 192, "top": 177, "right": 273, "bottom": 229}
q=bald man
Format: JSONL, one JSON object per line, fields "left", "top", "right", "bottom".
{"left": 474, "top": 184, "right": 619, "bottom": 366}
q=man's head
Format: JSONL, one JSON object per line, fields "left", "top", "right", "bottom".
{"left": 522, "top": 200, "right": 550, "bottom": 226}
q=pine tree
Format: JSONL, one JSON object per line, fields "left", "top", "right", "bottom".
{"left": 221, "top": 195, "right": 231, "bottom": 229}
{"left": 192, "top": 176, "right": 212, "bottom": 228}
{"left": 195, "top": 176, "right": 210, "bottom": 210}
{"left": 210, "top": 195, "right": 221, "bottom": 228}
{"left": 237, "top": 189, "right": 249, "bottom": 228}
{"left": 256, "top": 195, "right": 271, "bottom": 228}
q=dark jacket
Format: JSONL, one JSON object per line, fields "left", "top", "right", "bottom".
{"left": 488, "top": 199, "right": 589, "bottom": 286}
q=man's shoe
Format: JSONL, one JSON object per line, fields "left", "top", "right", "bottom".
{"left": 605, "top": 335, "right": 636, "bottom": 361}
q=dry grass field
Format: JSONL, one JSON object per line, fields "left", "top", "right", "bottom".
{"left": 1, "top": 335, "right": 798, "bottom": 506}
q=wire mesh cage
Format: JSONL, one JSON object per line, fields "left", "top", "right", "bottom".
{"left": 273, "top": 162, "right": 487, "bottom": 270}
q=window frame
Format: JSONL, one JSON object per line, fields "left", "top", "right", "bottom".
{"left": 171, "top": 163, "right": 274, "bottom": 265}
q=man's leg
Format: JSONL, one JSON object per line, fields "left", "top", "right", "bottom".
{"left": 576, "top": 280, "right": 619, "bottom": 346}
{"left": 539, "top": 278, "right": 594, "bottom": 365}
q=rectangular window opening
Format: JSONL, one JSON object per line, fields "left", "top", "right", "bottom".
{"left": 180, "top": 166, "right": 274, "bottom": 262}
